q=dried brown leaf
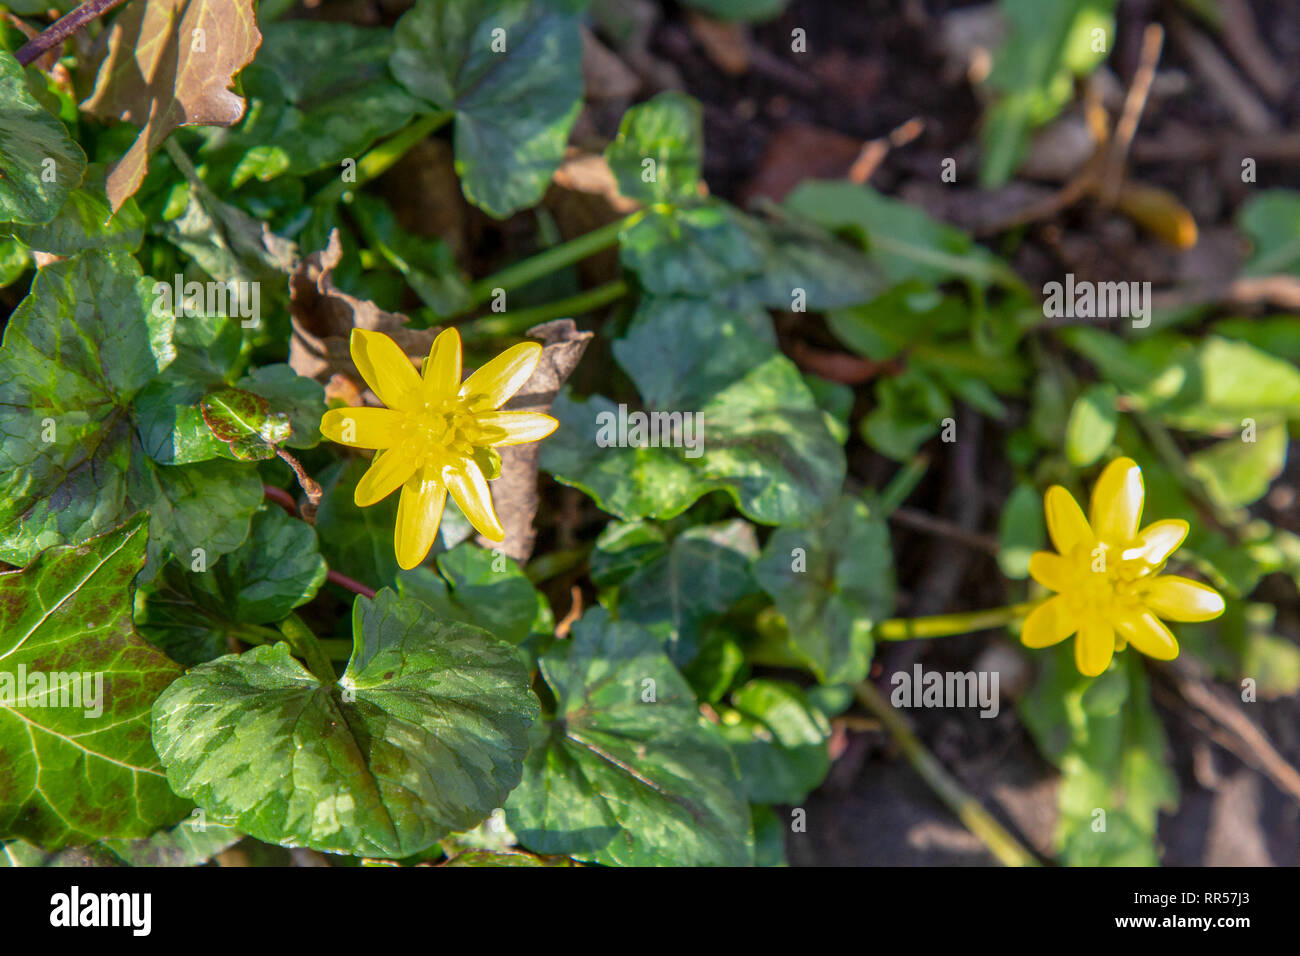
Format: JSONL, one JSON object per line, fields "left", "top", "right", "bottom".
{"left": 82, "top": 0, "right": 261, "bottom": 210}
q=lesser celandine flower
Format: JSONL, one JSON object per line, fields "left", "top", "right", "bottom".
{"left": 321, "top": 327, "right": 557, "bottom": 570}
{"left": 1022, "top": 456, "right": 1225, "bottom": 677}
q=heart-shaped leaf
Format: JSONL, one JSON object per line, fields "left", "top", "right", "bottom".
{"left": 0, "top": 49, "right": 86, "bottom": 226}
{"left": 152, "top": 588, "right": 540, "bottom": 857}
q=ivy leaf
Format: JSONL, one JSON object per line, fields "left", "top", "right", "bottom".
{"left": 753, "top": 496, "right": 895, "bottom": 684}
{"left": 604, "top": 519, "right": 759, "bottom": 666}
{"left": 0, "top": 517, "right": 191, "bottom": 849}
{"left": 201, "top": 387, "right": 291, "bottom": 460}
{"left": 543, "top": 298, "right": 845, "bottom": 526}
{"left": 135, "top": 507, "right": 328, "bottom": 665}
{"left": 5, "top": 165, "right": 143, "bottom": 255}
{"left": 390, "top": 0, "right": 583, "bottom": 218}
{"left": 0, "top": 48, "right": 86, "bottom": 226}
{"left": 152, "top": 588, "right": 540, "bottom": 857}
{"left": 1021, "top": 649, "right": 1177, "bottom": 866}
{"left": 81, "top": 0, "right": 262, "bottom": 210}
{"left": 0, "top": 252, "right": 261, "bottom": 570}
{"left": 505, "top": 608, "right": 754, "bottom": 866}
{"left": 605, "top": 91, "right": 703, "bottom": 206}
{"left": 397, "top": 542, "right": 552, "bottom": 646}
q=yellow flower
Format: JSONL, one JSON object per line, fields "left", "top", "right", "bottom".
{"left": 321, "top": 327, "right": 557, "bottom": 570}
{"left": 1023, "top": 456, "right": 1225, "bottom": 677}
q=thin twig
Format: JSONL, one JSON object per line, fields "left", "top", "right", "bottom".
{"left": 889, "top": 506, "right": 1000, "bottom": 555}
{"left": 1099, "top": 24, "right": 1163, "bottom": 206}
{"left": 15, "top": 0, "right": 130, "bottom": 67}
{"left": 853, "top": 681, "right": 1039, "bottom": 867}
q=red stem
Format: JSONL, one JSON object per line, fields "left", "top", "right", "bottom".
{"left": 327, "top": 569, "right": 377, "bottom": 600}
{"left": 15, "top": 0, "right": 131, "bottom": 67}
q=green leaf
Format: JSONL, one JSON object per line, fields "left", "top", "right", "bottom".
{"left": 0, "top": 517, "right": 191, "bottom": 849}
{"left": 861, "top": 366, "right": 953, "bottom": 462}
{"left": 606, "top": 519, "right": 759, "bottom": 666}
{"left": 234, "top": 365, "right": 326, "bottom": 450}
{"left": 1187, "top": 422, "right": 1288, "bottom": 509}
{"left": 505, "top": 608, "right": 754, "bottom": 865}
{"left": 397, "top": 542, "right": 552, "bottom": 646}
{"left": 784, "top": 181, "right": 1019, "bottom": 289}
{"left": 315, "top": 459, "right": 402, "bottom": 590}
{"left": 100, "top": 820, "right": 243, "bottom": 867}
{"left": 619, "top": 201, "right": 879, "bottom": 310}
{"left": 136, "top": 507, "right": 328, "bottom": 665}
{"left": 442, "top": 847, "right": 575, "bottom": 866}
{"left": 0, "top": 48, "right": 86, "bottom": 225}
{"left": 997, "top": 481, "right": 1046, "bottom": 580}
{"left": 753, "top": 496, "right": 895, "bottom": 684}
{"left": 605, "top": 92, "right": 702, "bottom": 206}
{"left": 390, "top": 0, "right": 583, "bottom": 218}
{"left": 201, "top": 387, "right": 291, "bottom": 460}
{"left": 1021, "top": 649, "right": 1177, "bottom": 866}
{"left": 716, "top": 679, "right": 831, "bottom": 804}
{"left": 152, "top": 588, "right": 540, "bottom": 857}
{"left": 0, "top": 251, "right": 262, "bottom": 569}
{"left": 1065, "top": 382, "right": 1119, "bottom": 467}
{"left": 6, "top": 165, "right": 143, "bottom": 255}
{"left": 204, "top": 21, "right": 421, "bottom": 184}
{"left": 1180, "top": 601, "right": 1300, "bottom": 700}
{"left": 543, "top": 298, "right": 845, "bottom": 526}
{"left": 1238, "top": 189, "right": 1300, "bottom": 276}
{"left": 680, "top": 0, "right": 787, "bottom": 21}
{"left": 979, "top": 0, "right": 1117, "bottom": 187}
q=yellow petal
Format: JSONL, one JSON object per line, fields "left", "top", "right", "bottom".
{"left": 351, "top": 329, "right": 423, "bottom": 412}
{"left": 1089, "top": 457, "right": 1143, "bottom": 543}
{"left": 1122, "top": 519, "right": 1188, "bottom": 565}
{"left": 1113, "top": 608, "right": 1179, "bottom": 661}
{"left": 1045, "top": 485, "right": 1094, "bottom": 555}
{"left": 474, "top": 410, "right": 559, "bottom": 446}
{"left": 395, "top": 466, "right": 447, "bottom": 570}
{"left": 1139, "top": 575, "right": 1225, "bottom": 622}
{"left": 320, "top": 407, "right": 405, "bottom": 449}
{"left": 443, "top": 458, "right": 504, "bottom": 540}
{"left": 1027, "top": 551, "right": 1072, "bottom": 593}
{"left": 459, "top": 342, "right": 542, "bottom": 411}
{"left": 1021, "top": 596, "right": 1077, "bottom": 648}
{"left": 421, "top": 327, "right": 462, "bottom": 401}
{"left": 1075, "top": 619, "right": 1116, "bottom": 676}
{"left": 354, "top": 446, "right": 417, "bottom": 507}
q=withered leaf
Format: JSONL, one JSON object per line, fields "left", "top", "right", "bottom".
{"left": 82, "top": 0, "right": 261, "bottom": 210}
{"left": 478, "top": 319, "right": 593, "bottom": 562}
{"left": 288, "top": 229, "right": 440, "bottom": 387}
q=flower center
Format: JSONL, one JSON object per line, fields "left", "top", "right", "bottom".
{"left": 1060, "top": 541, "right": 1154, "bottom": 619}
{"left": 402, "top": 399, "right": 482, "bottom": 468}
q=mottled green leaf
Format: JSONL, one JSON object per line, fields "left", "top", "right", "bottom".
{"left": 201, "top": 387, "right": 291, "bottom": 460}
{"left": 6, "top": 165, "right": 143, "bottom": 255}
{"left": 505, "top": 609, "right": 753, "bottom": 865}
{"left": 0, "top": 518, "right": 190, "bottom": 849}
{"left": 754, "top": 496, "right": 894, "bottom": 684}
{"left": 136, "top": 507, "right": 328, "bottom": 664}
{"left": 716, "top": 679, "right": 831, "bottom": 804}
{"left": 152, "top": 589, "right": 540, "bottom": 857}
{"left": 605, "top": 92, "right": 702, "bottom": 206}
{"left": 0, "top": 49, "right": 85, "bottom": 225}
{"left": 390, "top": 0, "right": 583, "bottom": 218}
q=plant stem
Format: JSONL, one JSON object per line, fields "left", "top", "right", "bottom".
{"left": 311, "top": 110, "right": 453, "bottom": 207}
{"left": 234, "top": 623, "right": 352, "bottom": 661}
{"left": 458, "top": 279, "right": 628, "bottom": 341}
{"left": 276, "top": 613, "right": 338, "bottom": 682}
{"left": 15, "top": 0, "right": 130, "bottom": 67}
{"left": 875, "top": 454, "right": 929, "bottom": 516}
{"left": 466, "top": 213, "right": 642, "bottom": 309}
{"left": 327, "top": 568, "right": 377, "bottom": 600}
{"left": 876, "top": 601, "right": 1042, "bottom": 641}
{"left": 852, "top": 681, "right": 1039, "bottom": 867}
{"left": 273, "top": 447, "right": 322, "bottom": 516}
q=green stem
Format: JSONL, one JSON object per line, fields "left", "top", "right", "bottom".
{"left": 876, "top": 454, "right": 929, "bottom": 516}
{"left": 876, "top": 601, "right": 1042, "bottom": 641}
{"left": 311, "top": 110, "right": 453, "bottom": 207}
{"left": 276, "top": 613, "right": 338, "bottom": 682}
{"left": 458, "top": 279, "right": 628, "bottom": 341}
{"left": 466, "top": 213, "right": 643, "bottom": 308}
{"left": 853, "top": 681, "right": 1039, "bottom": 867}
{"left": 235, "top": 623, "right": 352, "bottom": 662}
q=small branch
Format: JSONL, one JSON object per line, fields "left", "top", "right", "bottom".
{"left": 853, "top": 681, "right": 1039, "bottom": 867}
{"left": 15, "top": 0, "right": 130, "bottom": 67}
{"left": 1098, "top": 24, "right": 1163, "bottom": 206}
{"left": 274, "top": 447, "right": 322, "bottom": 522}
{"left": 327, "top": 569, "right": 377, "bottom": 601}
